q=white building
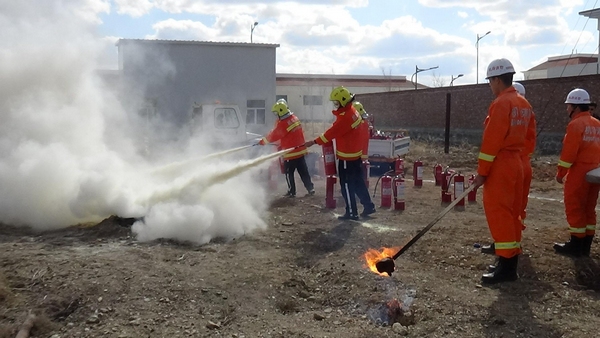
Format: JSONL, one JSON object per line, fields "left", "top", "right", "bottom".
{"left": 523, "top": 54, "right": 599, "bottom": 80}
{"left": 275, "top": 73, "right": 414, "bottom": 123}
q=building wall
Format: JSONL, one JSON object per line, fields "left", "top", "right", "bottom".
{"left": 118, "top": 40, "right": 278, "bottom": 137}
{"left": 276, "top": 76, "right": 414, "bottom": 138}
{"left": 357, "top": 74, "right": 600, "bottom": 155}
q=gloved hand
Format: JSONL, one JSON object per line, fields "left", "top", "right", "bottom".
{"left": 305, "top": 140, "right": 315, "bottom": 148}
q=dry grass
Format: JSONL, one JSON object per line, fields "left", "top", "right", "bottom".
{"left": 0, "top": 270, "right": 11, "bottom": 303}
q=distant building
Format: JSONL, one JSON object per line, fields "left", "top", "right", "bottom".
{"left": 275, "top": 73, "right": 416, "bottom": 124}
{"left": 523, "top": 54, "right": 599, "bottom": 80}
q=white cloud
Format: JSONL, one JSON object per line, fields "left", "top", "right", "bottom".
{"left": 458, "top": 11, "right": 468, "bottom": 18}
{"left": 114, "top": 0, "right": 154, "bottom": 17}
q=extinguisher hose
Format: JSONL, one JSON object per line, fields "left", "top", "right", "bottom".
{"left": 372, "top": 170, "right": 395, "bottom": 197}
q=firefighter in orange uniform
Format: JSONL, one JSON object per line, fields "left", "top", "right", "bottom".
{"left": 473, "top": 59, "right": 532, "bottom": 284}
{"left": 553, "top": 88, "right": 600, "bottom": 257}
{"left": 352, "top": 101, "right": 376, "bottom": 217}
{"left": 481, "top": 82, "right": 536, "bottom": 259}
{"left": 258, "top": 100, "right": 314, "bottom": 198}
{"left": 305, "top": 86, "right": 374, "bottom": 220}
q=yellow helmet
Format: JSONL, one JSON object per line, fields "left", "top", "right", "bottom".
{"left": 353, "top": 101, "right": 365, "bottom": 114}
{"left": 329, "top": 86, "right": 353, "bottom": 107}
{"left": 271, "top": 101, "right": 290, "bottom": 117}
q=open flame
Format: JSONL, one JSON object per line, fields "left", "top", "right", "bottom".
{"left": 364, "top": 247, "right": 400, "bottom": 276}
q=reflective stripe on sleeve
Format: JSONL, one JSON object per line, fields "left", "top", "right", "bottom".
{"left": 319, "top": 134, "right": 328, "bottom": 143}
{"left": 286, "top": 121, "right": 301, "bottom": 132}
{"left": 351, "top": 118, "right": 362, "bottom": 129}
{"left": 558, "top": 160, "right": 572, "bottom": 168}
{"left": 478, "top": 152, "right": 495, "bottom": 162}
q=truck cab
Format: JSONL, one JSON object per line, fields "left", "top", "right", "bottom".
{"left": 191, "top": 103, "right": 260, "bottom": 146}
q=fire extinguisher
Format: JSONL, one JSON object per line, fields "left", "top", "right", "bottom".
{"left": 380, "top": 173, "right": 392, "bottom": 208}
{"left": 413, "top": 159, "right": 423, "bottom": 187}
{"left": 453, "top": 173, "right": 465, "bottom": 209}
{"left": 362, "top": 160, "right": 371, "bottom": 189}
{"left": 279, "top": 156, "right": 286, "bottom": 174}
{"left": 434, "top": 163, "right": 443, "bottom": 186}
{"left": 325, "top": 175, "right": 337, "bottom": 209}
{"left": 322, "top": 143, "right": 337, "bottom": 176}
{"left": 393, "top": 174, "right": 405, "bottom": 210}
{"left": 394, "top": 158, "right": 404, "bottom": 176}
{"left": 468, "top": 174, "right": 477, "bottom": 202}
{"left": 441, "top": 168, "right": 454, "bottom": 204}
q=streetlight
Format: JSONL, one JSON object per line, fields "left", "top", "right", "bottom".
{"left": 450, "top": 74, "right": 464, "bottom": 86}
{"left": 251, "top": 21, "right": 259, "bottom": 43}
{"left": 411, "top": 65, "right": 439, "bottom": 89}
{"left": 476, "top": 31, "right": 491, "bottom": 84}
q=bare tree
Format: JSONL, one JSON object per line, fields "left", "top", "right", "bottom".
{"left": 430, "top": 71, "right": 446, "bottom": 87}
{"left": 380, "top": 66, "right": 394, "bottom": 91}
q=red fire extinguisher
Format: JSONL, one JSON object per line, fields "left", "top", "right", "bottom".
{"left": 413, "top": 159, "right": 423, "bottom": 187}
{"left": 441, "top": 168, "right": 454, "bottom": 204}
{"left": 393, "top": 174, "right": 405, "bottom": 211}
{"left": 362, "top": 160, "right": 370, "bottom": 189}
{"left": 279, "top": 157, "right": 286, "bottom": 174}
{"left": 468, "top": 174, "right": 477, "bottom": 202}
{"left": 325, "top": 175, "right": 337, "bottom": 209}
{"left": 381, "top": 173, "right": 392, "bottom": 208}
{"left": 453, "top": 173, "right": 465, "bottom": 209}
{"left": 322, "top": 143, "right": 337, "bottom": 176}
{"left": 394, "top": 158, "right": 404, "bottom": 176}
{"left": 434, "top": 163, "right": 443, "bottom": 186}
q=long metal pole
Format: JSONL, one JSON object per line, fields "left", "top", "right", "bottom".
{"left": 476, "top": 34, "right": 479, "bottom": 84}
{"left": 445, "top": 92, "right": 451, "bottom": 154}
{"left": 414, "top": 65, "right": 418, "bottom": 90}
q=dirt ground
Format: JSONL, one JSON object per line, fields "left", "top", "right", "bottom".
{"left": 2, "top": 141, "right": 600, "bottom": 338}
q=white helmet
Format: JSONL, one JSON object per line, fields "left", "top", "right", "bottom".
{"left": 564, "top": 88, "right": 591, "bottom": 104}
{"left": 513, "top": 82, "right": 525, "bottom": 96}
{"left": 486, "top": 58, "right": 516, "bottom": 79}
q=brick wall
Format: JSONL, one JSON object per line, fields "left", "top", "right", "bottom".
{"left": 356, "top": 74, "right": 600, "bottom": 154}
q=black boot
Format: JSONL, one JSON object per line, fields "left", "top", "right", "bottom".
{"left": 553, "top": 235, "right": 584, "bottom": 257}
{"left": 487, "top": 256, "right": 500, "bottom": 272}
{"left": 582, "top": 235, "right": 594, "bottom": 256}
{"left": 481, "top": 243, "right": 495, "bottom": 255}
{"left": 481, "top": 256, "right": 518, "bottom": 284}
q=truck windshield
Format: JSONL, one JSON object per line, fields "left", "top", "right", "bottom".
{"left": 214, "top": 108, "right": 240, "bottom": 129}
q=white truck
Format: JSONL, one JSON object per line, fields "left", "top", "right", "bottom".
{"left": 367, "top": 130, "right": 411, "bottom": 175}
{"left": 190, "top": 103, "right": 261, "bottom": 146}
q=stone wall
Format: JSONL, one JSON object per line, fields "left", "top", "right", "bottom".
{"left": 356, "top": 74, "right": 600, "bottom": 154}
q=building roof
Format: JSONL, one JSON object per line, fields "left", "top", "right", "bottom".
{"left": 116, "top": 38, "right": 279, "bottom": 48}
{"left": 579, "top": 8, "right": 600, "bottom": 18}
{"left": 276, "top": 73, "right": 414, "bottom": 89}
{"left": 526, "top": 54, "right": 598, "bottom": 72}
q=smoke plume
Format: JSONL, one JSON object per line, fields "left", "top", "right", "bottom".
{"left": 0, "top": 1, "right": 272, "bottom": 245}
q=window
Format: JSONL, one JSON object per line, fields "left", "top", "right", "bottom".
{"left": 247, "top": 100, "right": 266, "bottom": 125}
{"left": 214, "top": 108, "right": 240, "bottom": 129}
{"left": 303, "top": 95, "right": 323, "bottom": 106}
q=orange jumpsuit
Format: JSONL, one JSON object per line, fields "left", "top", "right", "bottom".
{"left": 520, "top": 103, "right": 537, "bottom": 227}
{"left": 314, "top": 104, "right": 366, "bottom": 216}
{"left": 259, "top": 113, "right": 307, "bottom": 160}
{"left": 477, "top": 86, "right": 532, "bottom": 258}
{"left": 358, "top": 118, "right": 370, "bottom": 160}
{"left": 557, "top": 111, "right": 600, "bottom": 238}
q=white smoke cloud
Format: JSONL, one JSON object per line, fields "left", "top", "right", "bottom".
{"left": 0, "top": 0, "right": 273, "bottom": 245}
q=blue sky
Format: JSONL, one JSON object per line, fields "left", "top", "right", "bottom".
{"left": 18, "top": 0, "right": 600, "bottom": 87}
